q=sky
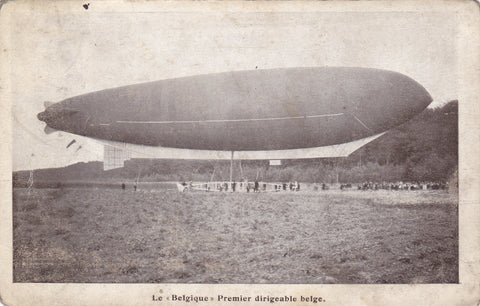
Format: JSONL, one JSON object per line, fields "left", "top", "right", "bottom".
{"left": 2, "top": 1, "right": 459, "bottom": 171}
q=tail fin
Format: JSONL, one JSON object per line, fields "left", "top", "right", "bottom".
{"left": 44, "top": 101, "right": 54, "bottom": 108}
{"left": 44, "top": 125, "right": 58, "bottom": 134}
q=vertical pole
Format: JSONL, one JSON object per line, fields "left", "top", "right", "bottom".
{"left": 335, "top": 158, "right": 339, "bottom": 185}
{"left": 230, "top": 151, "right": 234, "bottom": 183}
{"left": 239, "top": 159, "right": 243, "bottom": 179}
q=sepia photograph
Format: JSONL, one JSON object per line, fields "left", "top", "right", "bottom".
{"left": 1, "top": 0, "right": 479, "bottom": 305}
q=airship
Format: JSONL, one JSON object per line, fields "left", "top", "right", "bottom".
{"left": 37, "top": 67, "right": 432, "bottom": 170}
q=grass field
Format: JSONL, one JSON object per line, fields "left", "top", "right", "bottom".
{"left": 13, "top": 187, "right": 458, "bottom": 283}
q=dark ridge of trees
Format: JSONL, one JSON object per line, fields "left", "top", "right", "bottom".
{"left": 13, "top": 100, "right": 458, "bottom": 185}
{"left": 349, "top": 100, "right": 458, "bottom": 182}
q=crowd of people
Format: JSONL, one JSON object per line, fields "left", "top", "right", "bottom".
{"left": 178, "top": 180, "right": 301, "bottom": 192}
{"left": 177, "top": 180, "right": 450, "bottom": 192}
{"left": 344, "top": 181, "right": 449, "bottom": 191}
{"left": 214, "top": 180, "right": 301, "bottom": 192}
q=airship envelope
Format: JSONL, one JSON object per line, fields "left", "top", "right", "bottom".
{"left": 37, "top": 67, "right": 432, "bottom": 169}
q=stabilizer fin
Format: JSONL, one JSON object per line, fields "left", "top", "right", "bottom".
{"left": 44, "top": 125, "right": 58, "bottom": 134}
{"left": 44, "top": 101, "right": 54, "bottom": 108}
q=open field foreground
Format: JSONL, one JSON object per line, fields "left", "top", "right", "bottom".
{"left": 13, "top": 188, "right": 458, "bottom": 283}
